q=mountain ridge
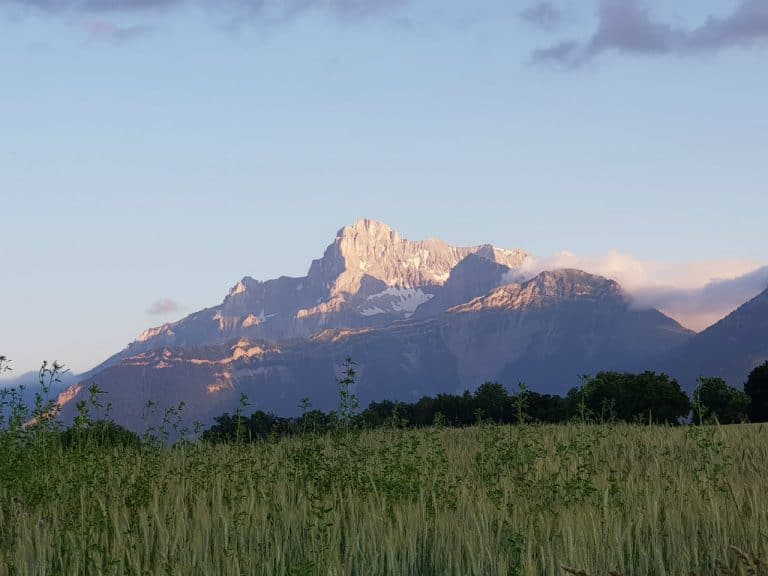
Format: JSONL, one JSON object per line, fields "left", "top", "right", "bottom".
{"left": 55, "top": 220, "right": 766, "bottom": 432}
{"left": 90, "top": 219, "right": 529, "bottom": 374}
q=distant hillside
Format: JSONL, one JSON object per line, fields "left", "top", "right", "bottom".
{"left": 660, "top": 284, "right": 768, "bottom": 390}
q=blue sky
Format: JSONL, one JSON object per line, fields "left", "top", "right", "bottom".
{"left": 1, "top": 0, "right": 767, "bottom": 376}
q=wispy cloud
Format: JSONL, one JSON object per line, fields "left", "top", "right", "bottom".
{"left": 147, "top": 298, "right": 182, "bottom": 316}
{"left": 70, "top": 18, "right": 150, "bottom": 42}
{"left": 1, "top": 0, "right": 408, "bottom": 22}
{"left": 514, "top": 251, "right": 768, "bottom": 331}
{"left": 519, "top": 2, "right": 562, "bottom": 32}
{"left": 531, "top": 0, "right": 768, "bottom": 67}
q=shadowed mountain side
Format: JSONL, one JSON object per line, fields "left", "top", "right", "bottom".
{"left": 443, "top": 270, "right": 692, "bottom": 393}
{"left": 496, "top": 307, "right": 695, "bottom": 392}
{"left": 412, "top": 253, "right": 517, "bottom": 318}
{"left": 57, "top": 270, "right": 693, "bottom": 432}
{"left": 658, "top": 285, "right": 768, "bottom": 391}
{"left": 56, "top": 332, "right": 462, "bottom": 433}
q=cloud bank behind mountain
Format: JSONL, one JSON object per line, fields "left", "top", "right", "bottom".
{"left": 515, "top": 251, "right": 768, "bottom": 331}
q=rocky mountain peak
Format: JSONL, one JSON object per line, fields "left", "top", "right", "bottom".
{"left": 119, "top": 219, "right": 530, "bottom": 359}
{"left": 474, "top": 244, "right": 530, "bottom": 269}
{"left": 450, "top": 269, "right": 624, "bottom": 313}
{"left": 227, "top": 277, "right": 259, "bottom": 298}
{"left": 527, "top": 269, "right": 623, "bottom": 300}
{"left": 337, "top": 219, "right": 401, "bottom": 243}
{"left": 309, "top": 219, "right": 528, "bottom": 297}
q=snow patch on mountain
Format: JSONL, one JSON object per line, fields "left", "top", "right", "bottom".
{"left": 364, "top": 287, "right": 434, "bottom": 317}
{"left": 360, "top": 306, "right": 386, "bottom": 316}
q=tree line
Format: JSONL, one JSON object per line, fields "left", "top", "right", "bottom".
{"left": 3, "top": 356, "right": 768, "bottom": 446}
{"left": 203, "top": 361, "right": 768, "bottom": 442}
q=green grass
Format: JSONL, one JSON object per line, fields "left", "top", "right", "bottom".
{"left": 1, "top": 421, "right": 767, "bottom": 575}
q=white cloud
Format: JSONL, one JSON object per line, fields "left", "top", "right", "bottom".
{"left": 512, "top": 251, "right": 768, "bottom": 331}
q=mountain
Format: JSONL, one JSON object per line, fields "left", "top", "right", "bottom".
{"left": 57, "top": 262, "right": 693, "bottom": 432}
{"left": 90, "top": 219, "right": 528, "bottom": 375}
{"left": 661, "top": 284, "right": 768, "bottom": 390}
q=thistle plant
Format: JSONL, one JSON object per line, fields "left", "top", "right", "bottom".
{"left": 336, "top": 356, "right": 360, "bottom": 431}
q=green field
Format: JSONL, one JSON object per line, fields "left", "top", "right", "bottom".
{"left": 1, "top": 420, "right": 767, "bottom": 575}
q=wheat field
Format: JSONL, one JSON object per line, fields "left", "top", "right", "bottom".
{"left": 1, "top": 422, "right": 766, "bottom": 576}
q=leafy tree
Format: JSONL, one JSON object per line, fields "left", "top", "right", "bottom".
{"left": 526, "top": 391, "right": 568, "bottom": 423}
{"left": 360, "top": 400, "right": 399, "bottom": 428}
{"left": 296, "top": 409, "right": 335, "bottom": 435}
{"left": 745, "top": 361, "right": 768, "bottom": 423}
{"left": 433, "top": 392, "right": 475, "bottom": 426}
{"left": 473, "top": 382, "right": 510, "bottom": 423}
{"left": 245, "top": 410, "right": 282, "bottom": 436}
{"left": 202, "top": 410, "right": 290, "bottom": 442}
{"left": 581, "top": 371, "right": 691, "bottom": 424}
{"left": 410, "top": 396, "right": 438, "bottom": 427}
{"left": 693, "top": 377, "right": 750, "bottom": 424}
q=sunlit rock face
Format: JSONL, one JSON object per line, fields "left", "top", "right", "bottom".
{"left": 91, "top": 219, "right": 530, "bottom": 371}
{"left": 449, "top": 269, "right": 623, "bottom": 313}
{"left": 312, "top": 219, "right": 526, "bottom": 296}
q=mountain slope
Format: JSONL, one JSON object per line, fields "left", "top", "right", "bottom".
{"left": 661, "top": 284, "right": 768, "bottom": 390}
{"left": 59, "top": 270, "right": 693, "bottom": 431}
